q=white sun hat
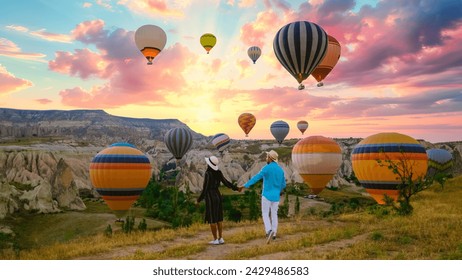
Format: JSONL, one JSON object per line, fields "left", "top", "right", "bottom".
{"left": 205, "top": 156, "right": 219, "bottom": 171}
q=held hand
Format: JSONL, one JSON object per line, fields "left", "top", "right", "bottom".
{"left": 237, "top": 186, "right": 245, "bottom": 192}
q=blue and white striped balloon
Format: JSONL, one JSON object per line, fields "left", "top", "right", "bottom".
{"left": 247, "top": 46, "right": 261, "bottom": 64}
{"left": 273, "top": 21, "right": 328, "bottom": 89}
{"left": 211, "top": 133, "right": 230, "bottom": 153}
{"left": 270, "top": 120, "right": 290, "bottom": 144}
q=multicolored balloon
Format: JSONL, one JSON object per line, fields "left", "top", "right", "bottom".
{"left": 90, "top": 143, "right": 151, "bottom": 218}
{"left": 238, "top": 113, "right": 256, "bottom": 137}
{"left": 311, "top": 35, "right": 341, "bottom": 87}
{"left": 426, "top": 148, "right": 453, "bottom": 177}
{"left": 164, "top": 127, "right": 193, "bottom": 161}
{"left": 270, "top": 120, "right": 290, "bottom": 144}
{"left": 292, "top": 136, "right": 342, "bottom": 195}
{"left": 273, "top": 21, "right": 328, "bottom": 90}
{"left": 134, "top": 24, "right": 167, "bottom": 65}
{"left": 297, "top": 120, "right": 309, "bottom": 135}
{"left": 351, "top": 132, "right": 428, "bottom": 204}
{"left": 200, "top": 33, "right": 216, "bottom": 54}
{"left": 211, "top": 133, "right": 230, "bottom": 154}
{"left": 247, "top": 46, "right": 261, "bottom": 64}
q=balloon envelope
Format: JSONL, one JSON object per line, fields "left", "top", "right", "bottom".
{"left": 311, "top": 35, "right": 341, "bottom": 86}
{"left": 351, "top": 132, "right": 428, "bottom": 204}
{"left": 134, "top": 24, "right": 167, "bottom": 65}
{"left": 270, "top": 120, "right": 290, "bottom": 144}
{"left": 247, "top": 46, "right": 262, "bottom": 64}
{"left": 164, "top": 127, "right": 193, "bottom": 160}
{"left": 273, "top": 21, "right": 328, "bottom": 89}
{"left": 292, "top": 136, "right": 342, "bottom": 195}
{"left": 426, "top": 148, "right": 453, "bottom": 177}
{"left": 297, "top": 120, "right": 309, "bottom": 135}
{"left": 200, "top": 33, "right": 216, "bottom": 54}
{"left": 238, "top": 113, "right": 256, "bottom": 137}
{"left": 90, "top": 143, "right": 151, "bottom": 217}
{"left": 211, "top": 133, "right": 230, "bottom": 153}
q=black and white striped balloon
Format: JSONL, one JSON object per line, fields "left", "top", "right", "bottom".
{"left": 273, "top": 21, "right": 328, "bottom": 89}
{"left": 164, "top": 127, "right": 193, "bottom": 160}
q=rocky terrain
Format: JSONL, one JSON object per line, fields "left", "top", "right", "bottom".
{"left": 1, "top": 108, "right": 461, "bottom": 224}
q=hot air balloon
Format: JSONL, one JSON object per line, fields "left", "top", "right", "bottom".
{"left": 273, "top": 21, "right": 328, "bottom": 90}
{"left": 134, "top": 24, "right": 167, "bottom": 65}
{"left": 211, "top": 133, "right": 230, "bottom": 154}
{"left": 200, "top": 33, "right": 216, "bottom": 54}
{"left": 90, "top": 143, "right": 151, "bottom": 218}
{"left": 164, "top": 127, "right": 193, "bottom": 165}
{"left": 351, "top": 132, "right": 428, "bottom": 205}
{"left": 297, "top": 120, "right": 309, "bottom": 135}
{"left": 426, "top": 148, "right": 453, "bottom": 177}
{"left": 311, "top": 35, "right": 341, "bottom": 87}
{"left": 247, "top": 46, "right": 261, "bottom": 64}
{"left": 238, "top": 113, "right": 256, "bottom": 137}
{"left": 270, "top": 120, "right": 290, "bottom": 144}
{"left": 292, "top": 136, "right": 342, "bottom": 195}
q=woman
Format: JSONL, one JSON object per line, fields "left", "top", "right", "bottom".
{"left": 196, "top": 156, "right": 238, "bottom": 245}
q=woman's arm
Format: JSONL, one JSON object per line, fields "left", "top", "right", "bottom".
{"left": 197, "top": 172, "right": 210, "bottom": 203}
{"left": 219, "top": 171, "right": 237, "bottom": 191}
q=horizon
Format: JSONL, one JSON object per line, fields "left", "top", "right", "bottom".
{"left": 1, "top": 0, "right": 461, "bottom": 143}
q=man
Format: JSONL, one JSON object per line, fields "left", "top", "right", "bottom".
{"left": 239, "top": 150, "right": 286, "bottom": 244}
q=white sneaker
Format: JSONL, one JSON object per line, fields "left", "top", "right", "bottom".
{"left": 208, "top": 239, "right": 220, "bottom": 245}
{"left": 266, "top": 230, "right": 274, "bottom": 244}
{"left": 218, "top": 238, "right": 225, "bottom": 244}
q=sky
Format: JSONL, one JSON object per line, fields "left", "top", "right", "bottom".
{"left": 1, "top": 0, "right": 461, "bottom": 143}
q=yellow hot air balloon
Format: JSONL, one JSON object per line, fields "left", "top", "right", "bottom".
{"left": 134, "top": 24, "right": 167, "bottom": 65}
{"left": 311, "top": 35, "right": 341, "bottom": 87}
{"left": 200, "top": 33, "right": 216, "bottom": 54}
{"left": 238, "top": 113, "right": 256, "bottom": 137}
{"left": 292, "top": 136, "right": 342, "bottom": 195}
{"left": 90, "top": 143, "right": 151, "bottom": 218}
{"left": 351, "top": 132, "right": 428, "bottom": 204}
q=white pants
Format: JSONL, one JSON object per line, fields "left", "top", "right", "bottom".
{"left": 261, "top": 196, "right": 279, "bottom": 235}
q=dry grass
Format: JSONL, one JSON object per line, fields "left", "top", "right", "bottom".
{"left": 2, "top": 176, "right": 461, "bottom": 260}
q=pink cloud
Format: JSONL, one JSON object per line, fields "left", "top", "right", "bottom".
{"left": 59, "top": 42, "right": 196, "bottom": 108}
{"left": 49, "top": 49, "right": 114, "bottom": 79}
{"left": 0, "top": 38, "right": 46, "bottom": 61}
{"left": 240, "top": 8, "right": 284, "bottom": 46}
{"left": 35, "top": 98, "right": 53, "bottom": 104}
{"left": 0, "top": 65, "right": 33, "bottom": 95}
{"left": 119, "top": 0, "right": 183, "bottom": 18}
{"left": 7, "top": 25, "right": 72, "bottom": 43}
{"left": 237, "top": 59, "right": 250, "bottom": 77}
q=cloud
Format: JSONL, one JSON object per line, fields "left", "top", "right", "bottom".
{"left": 0, "top": 64, "right": 33, "bottom": 95}
{"left": 35, "top": 98, "right": 53, "bottom": 104}
{"left": 118, "top": 0, "right": 185, "bottom": 18}
{"left": 240, "top": 8, "right": 284, "bottom": 46}
{"left": 83, "top": 2, "right": 92, "bottom": 8}
{"left": 6, "top": 25, "right": 72, "bottom": 43}
{"left": 0, "top": 38, "right": 46, "bottom": 61}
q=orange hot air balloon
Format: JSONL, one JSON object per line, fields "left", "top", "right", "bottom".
{"left": 90, "top": 143, "right": 151, "bottom": 218}
{"left": 311, "top": 35, "right": 341, "bottom": 87}
{"left": 292, "top": 136, "right": 342, "bottom": 195}
{"left": 351, "top": 132, "right": 428, "bottom": 204}
{"left": 134, "top": 24, "right": 167, "bottom": 65}
{"left": 238, "top": 113, "right": 256, "bottom": 137}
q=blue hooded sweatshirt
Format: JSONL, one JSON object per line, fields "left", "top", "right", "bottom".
{"left": 244, "top": 161, "right": 286, "bottom": 202}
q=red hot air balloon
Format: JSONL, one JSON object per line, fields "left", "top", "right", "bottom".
{"left": 238, "top": 113, "right": 256, "bottom": 137}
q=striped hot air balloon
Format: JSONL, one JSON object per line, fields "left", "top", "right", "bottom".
{"left": 238, "top": 113, "right": 256, "bottom": 137}
{"left": 247, "top": 46, "right": 261, "bottom": 64}
{"left": 134, "top": 24, "right": 167, "bottom": 65}
{"left": 270, "top": 120, "right": 290, "bottom": 144}
{"left": 311, "top": 35, "right": 341, "bottom": 87}
{"left": 292, "top": 136, "right": 342, "bottom": 195}
{"left": 426, "top": 148, "right": 453, "bottom": 177}
{"left": 351, "top": 132, "right": 428, "bottom": 204}
{"left": 200, "top": 33, "right": 216, "bottom": 54}
{"left": 211, "top": 133, "right": 230, "bottom": 154}
{"left": 90, "top": 143, "right": 151, "bottom": 218}
{"left": 273, "top": 21, "right": 328, "bottom": 90}
{"left": 297, "top": 120, "right": 309, "bottom": 135}
{"left": 164, "top": 127, "right": 193, "bottom": 162}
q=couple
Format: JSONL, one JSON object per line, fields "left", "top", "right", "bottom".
{"left": 196, "top": 150, "right": 286, "bottom": 245}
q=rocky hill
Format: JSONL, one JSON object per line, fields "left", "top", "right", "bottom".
{"left": 0, "top": 108, "right": 461, "bottom": 223}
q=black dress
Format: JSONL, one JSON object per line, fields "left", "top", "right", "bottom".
{"left": 197, "top": 167, "right": 237, "bottom": 223}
